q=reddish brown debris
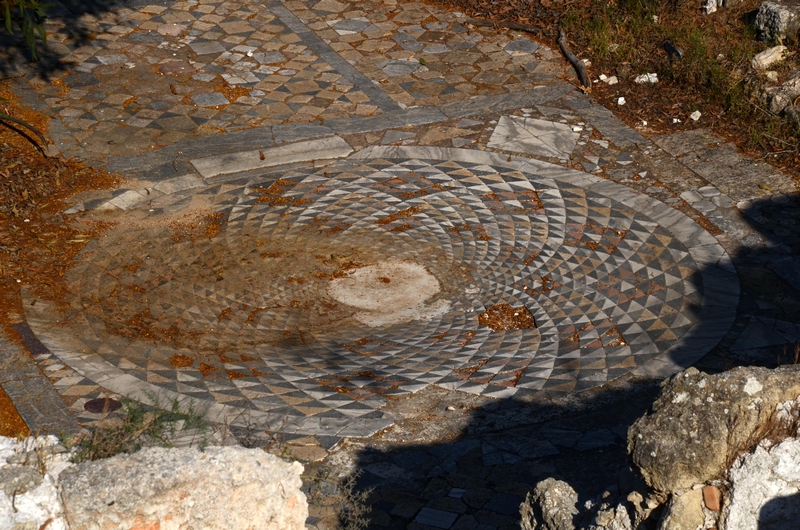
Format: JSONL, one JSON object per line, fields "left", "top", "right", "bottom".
{"left": 478, "top": 302, "right": 537, "bottom": 331}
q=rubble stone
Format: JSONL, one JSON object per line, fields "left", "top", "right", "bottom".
{"left": 520, "top": 478, "right": 579, "bottom": 530}
{"left": 723, "top": 439, "right": 800, "bottom": 530}
{"left": 755, "top": 0, "right": 800, "bottom": 41}
{"left": 628, "top": 366, "right": 800, "bottom": 492}
{"left": 656, "top": 489, "right": 704, "bottom": 530}
{"left": 60, "top": 446, "right": 307, "bottom": 530}
{"left": 752, "top": 45, "right": 788, "bottom": 70}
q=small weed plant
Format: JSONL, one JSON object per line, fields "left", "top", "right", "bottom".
{"left": 304, "top": 466, "right": 373, "bottom": 530}
{"left": 71, "top": 396, "right": 207, "bottom": 462}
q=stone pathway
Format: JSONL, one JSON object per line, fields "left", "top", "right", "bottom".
{"left": 2, "top": 0, "right": 800, "bottom": 528}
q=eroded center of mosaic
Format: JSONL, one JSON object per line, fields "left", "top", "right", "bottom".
{"left": 327, "top": 260, "right": 450, "bottom": 327}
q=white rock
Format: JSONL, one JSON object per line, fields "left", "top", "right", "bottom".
{"left": 752, "top": 45, "right": 787, "bottom": 70}
{"left": 766, "top": 70, "right": 779, "bottom": 82}
{"left": 0, "top": 436, "right": 73, "bottom": 530}
{"left": 618, "top": 97, "right": 626, "bottom": 106}
{"left": 703, "top": 0, "right": 717, "bottom": 14}
{"left": 599, "top": 74, "right": 608, "bottom": 81}
{"left": 673, "top": 118, "right": 681, "bottom": 123}
{"left": 723, "top": 439, "right": 800, "bottom": 530}
{"left": 689, "top": 111, "right": 702, "bottom": 122}
{"left": 60, "top": 446, "right": 308, "bottom": 530}
{"left": 606, "top": 75, "right": 619, "bottom": 85}
{"left": 635, "top": 73, "right": 658, "bottom": 84}
{"left": 744, "top": 377, "right": 763, "bottom": 395}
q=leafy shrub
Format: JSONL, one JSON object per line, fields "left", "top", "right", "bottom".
{"left": 1, "top": 0, "right": 51, "bottom": 61}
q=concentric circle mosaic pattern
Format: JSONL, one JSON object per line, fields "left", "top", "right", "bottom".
{"left": 25, "top": 147, "right": 738, "bottom": 436}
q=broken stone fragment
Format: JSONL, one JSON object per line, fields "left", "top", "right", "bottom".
{"left": 634, "top": 73, "right": 658, "bottom": 84}
{"left": 702, "top": 0, "right": 718, "bottom": 15}
{"left": 656, "top": 488, "right": 704, "bottom": 530}
{"left": 752, "top": 45, "right": 788, "bottom": 70}
{"left": 519, "top": 478, "right": 579, "bottom": 530}
{"left": 761, "top": 72, "right": 800, "bottom": 113}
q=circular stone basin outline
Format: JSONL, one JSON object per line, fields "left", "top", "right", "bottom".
{"left": 23, "top": 147, "right": 739, "bottom": 437}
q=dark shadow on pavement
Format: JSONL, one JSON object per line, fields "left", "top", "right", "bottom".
{"left": 326, "top": 193, "right": 800, "bottom": 529}
{"left": 0, "top": 0, "right": 172, "bottom": 79}
{"left": 310, "top": 381, "right": 663, "bottom": 529}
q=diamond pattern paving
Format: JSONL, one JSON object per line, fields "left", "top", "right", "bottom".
{"left": 27, "top": 0, "right": 565, "bottom": 159}
{"left": 23, "top": 148, "right": 737, "bottom": 436}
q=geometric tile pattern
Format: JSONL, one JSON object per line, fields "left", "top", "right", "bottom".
{"left": 292, "top": 0, "right": 556, "bottom": 108}
{"left": 36, "top": 0, "right": 386, "bottom": 157}
{"left": 23, "top": 147, "right": 738, "bottom": 436}
{"left": 32, "top": 0, "right": 560, "bottom": 158}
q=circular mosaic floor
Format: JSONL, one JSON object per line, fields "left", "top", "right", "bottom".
{"left": 25, "top": 147, "right": 739, "bottom": 436}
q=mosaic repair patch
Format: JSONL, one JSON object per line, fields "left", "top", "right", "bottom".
{"left": 24, "top": 147, "right": 738, "bottom": 436}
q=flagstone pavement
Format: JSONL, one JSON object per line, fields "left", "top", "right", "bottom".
{"left": 2, "top": 0, "right": 800, "bottom": 527}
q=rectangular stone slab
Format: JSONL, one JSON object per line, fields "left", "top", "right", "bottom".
{"left": 190, "top": 136, "right": 353, "bottom": 178}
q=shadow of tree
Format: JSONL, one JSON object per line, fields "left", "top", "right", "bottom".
{"left": 0, "top": 0, "right": 172, "bottom": 79}
{"left": 759, "top": 494, "right": 800, "bottom": 530}
{"left": 320, "top": 193, "right": 800, "bottom": 529}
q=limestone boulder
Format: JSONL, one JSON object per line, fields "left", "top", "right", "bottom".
{"left": 60, "top": 446, "right": 307, "bottom": 530}
{"left": 0, "top": 435, "right": 73, "bottom": 530}
{"left": 628, "top": 366, "right": 800, "bottom": 492}
{"left": 755, "top": 0, "right": 800, "bottom": 42}
{"left": 752, "top": 45, "right": 788, "bottom": 70}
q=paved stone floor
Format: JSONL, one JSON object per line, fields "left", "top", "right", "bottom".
{"left": 2, "top": 0, "right": 800, "bottom": 528}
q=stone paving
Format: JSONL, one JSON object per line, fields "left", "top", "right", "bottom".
{"left": 2, "top": 0, "right": 800, "bottom": 528}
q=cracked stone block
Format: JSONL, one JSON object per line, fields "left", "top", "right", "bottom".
{"left": 96, "top": 54, "right": 128, "bottom": 65}
{"left": 331, "top": 18, "right": 371, "bottom": 34}
{"left": 382, "top": 130, "right": 416, "bottom": 144}
{"left": 487, "top": 116, "right": 580, "bottom": 158}
{"left": 414, "top": 507, "right": 459, "bottom": 529}
{"left": 251, "top": 51, "right": 286, "bottom": 64}
{"left": 392, "top": 32, "right": 423, "bottom": 51}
